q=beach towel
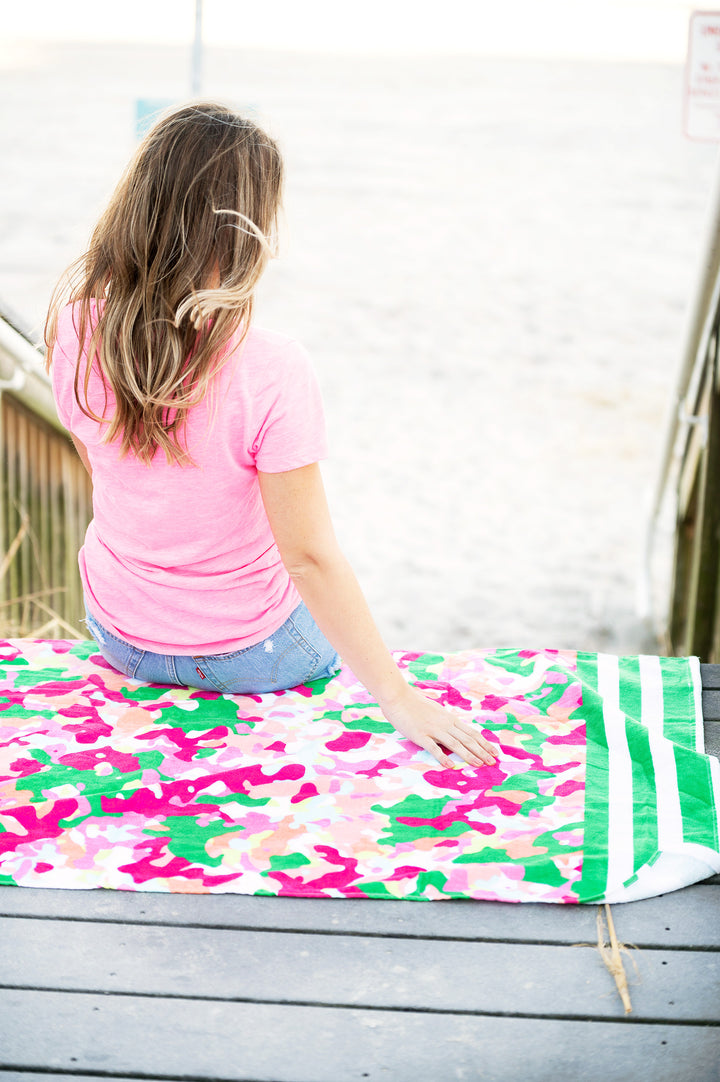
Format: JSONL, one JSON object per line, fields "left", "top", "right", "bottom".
{"left": 1, "top": 640, "right": 718, "bottom": 903}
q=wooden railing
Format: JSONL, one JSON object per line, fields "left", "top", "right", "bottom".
{"left": 668, "top": 324, "right": 720, "bottom": 660}
{"left": 646, "top": 155, "right": 720, "bottom": 662}
{"left": 0, "top": 309, "right": 92, "bottom": 638}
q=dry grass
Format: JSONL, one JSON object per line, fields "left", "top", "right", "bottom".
{"left": 596, "top": 904, "right": 638, "bottom": 1015}
{"left": 0, "top": 519, "right": 83, "bottom": 639}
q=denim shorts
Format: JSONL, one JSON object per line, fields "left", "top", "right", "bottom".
{"left": 83, "top": 601, "right": 341, "bottom": 695}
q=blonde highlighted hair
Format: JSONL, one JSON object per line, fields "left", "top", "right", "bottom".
{"left": 45, "top": 102, "right": 284, "bottom": 464}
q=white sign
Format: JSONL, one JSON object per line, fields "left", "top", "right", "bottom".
{"left": 685, "top": 11, "right": 720, "bottom": 141}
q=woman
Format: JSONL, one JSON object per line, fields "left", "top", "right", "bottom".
{"left": 45, "top": 101, "right": 496, "bottom": 771}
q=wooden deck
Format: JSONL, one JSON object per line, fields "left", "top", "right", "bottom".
{"left": 1, "top": 668, "right": 719, "bottom": 1082}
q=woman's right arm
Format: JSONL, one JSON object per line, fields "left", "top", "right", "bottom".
{"left": 258, "top": 463, "right": 497, "bottom": 769}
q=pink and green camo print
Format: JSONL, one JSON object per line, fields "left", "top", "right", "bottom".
{"left": 0, "top": 640, "right": 714, "bottom": 903}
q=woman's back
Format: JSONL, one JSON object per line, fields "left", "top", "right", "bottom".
{"left": 52, "top": 305, "right": 327, "bottom": 653}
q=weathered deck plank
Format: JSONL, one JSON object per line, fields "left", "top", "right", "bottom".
{"left": 701, "top": 663, "right": 720, "bottom": 691}
{"left": 705, "top": 720, "right": 720, "bottom": 756}
{"left": 2, "top": 914, "right": 718, "bottom": 1022}
{"left": 0, "top": 882, "right": 718, "bottom": 947}
{"left": 1, "top": 991, "right": 719, "bottom": 1082}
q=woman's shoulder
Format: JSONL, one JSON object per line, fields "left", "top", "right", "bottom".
{"left": 235, "top": 325, "right": 313, "bottom": 383}
{"left": 242, "top": 324, "right": 309, "bottom": 360}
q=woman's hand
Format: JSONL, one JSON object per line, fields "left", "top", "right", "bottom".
{"left": 379, "top": 685, "right": 498, "bottom": 769}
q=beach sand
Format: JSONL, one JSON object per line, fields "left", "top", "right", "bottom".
{"left": 0, "top": 42, "right": 716, "bottom": 654}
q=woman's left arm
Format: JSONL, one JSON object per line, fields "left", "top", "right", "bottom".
{"left": 259, "top": 463, "right": 497, "bottom": 768}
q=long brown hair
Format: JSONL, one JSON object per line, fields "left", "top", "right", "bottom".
{"left": 45, "top": 102, "right": 284, "bottom": 464}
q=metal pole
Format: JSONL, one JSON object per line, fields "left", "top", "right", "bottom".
{"left": 191, "top": 0, "right": 203, "bottom": 97}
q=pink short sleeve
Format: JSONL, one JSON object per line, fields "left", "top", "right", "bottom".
{"left": 50, "top": 308, "right": 79, "bottom": 429}
{"left": 51, "top": 303, "right": 110, "bottom": 436}
{"left": 250, "top": 341, "right": 329, "bottom": 473}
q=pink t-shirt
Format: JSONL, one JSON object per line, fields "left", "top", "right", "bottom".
{"left": 52, "top": 305, "right": 328, "bottom": 653}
